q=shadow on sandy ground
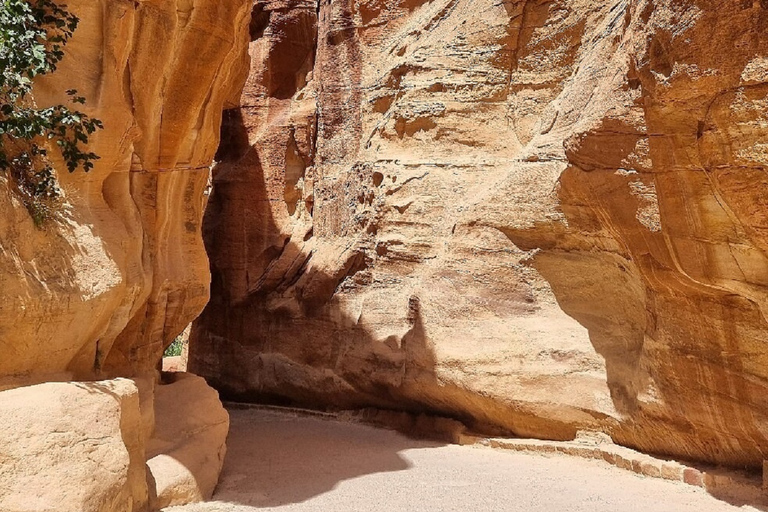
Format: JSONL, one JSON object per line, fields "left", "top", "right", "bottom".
{"left": 210, "top": 408, "right": 443, "bottom": 508}
{"left": 167, "top": 408, "right": 767, "bottom": 512}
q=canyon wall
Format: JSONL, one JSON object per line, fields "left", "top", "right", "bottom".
{"left": 0, "top": 1, "right": 250, "bottom": 509}
{"left": 0, "top": 0, "right": 250, "bottom": 385}
{"left": 191, "top": 0, "right": 768, "bottom": 468}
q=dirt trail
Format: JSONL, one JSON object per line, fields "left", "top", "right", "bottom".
{"left": 166, "top": 408, "right": 761, "bottom": 512}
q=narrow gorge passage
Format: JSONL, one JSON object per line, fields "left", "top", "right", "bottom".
{"left": 165, "top": 408, "right": 758, "bottom": 512}
{"left": 3, "top": 0, "right": 768, "bottom": 510}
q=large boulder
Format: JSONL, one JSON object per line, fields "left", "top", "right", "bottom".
{"left": 0, "top": 380, "right": 147, "bottom": 512}
{"left": 147, "top": 374, "right": 229, "bottom": 509}
{"left": 0, "top": 375, "right": 230, "bottom": 512}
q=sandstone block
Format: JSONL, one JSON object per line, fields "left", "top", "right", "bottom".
{"left": 683, "top": 468, "right": 704, "bottom": 488}
{"left": 616, "top": 456, "right": 633, "bottom": 472}
{"left": 0, "top": 380, "right": 147, "bottom": 512}
{"left": 640, "top": 461, "right": 662, "bottom": 479}
{"left": 600, "top": 449, "right": 618, "bottom": 466}
{"left": 147, "top": 373, "right": 229, "bottom": 510}
{"left": 763, "top": 461, "right": 768, "bottom": 490}
{"left": 661, "top": 462, "right": 685, "bottom": 482}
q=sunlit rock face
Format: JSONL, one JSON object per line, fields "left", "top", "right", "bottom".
{"left": 0, "top": 4, "right": 249, "bottom": 506}
{"left": 0, "top": 0, "right": 251, "bottom": 384}
{"left": 190, "top": 0, "right": 768, "bottom": 468}
{"left": 0, "top": 379, "right": 147, "bottom": 512}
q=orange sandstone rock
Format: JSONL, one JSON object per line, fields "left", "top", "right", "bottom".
{"left": 0, "top": 380, "right": 147, "bottom": 512}
{"left": 147, "top": 373, "right": 229, "bottom": 509}
{"left": 0, "top": 0, "right": 251, "bottom": 384}
{"left": 191, "top": 0, "right": 768, "bottom": 468}
{"left": 0, "top": 1, "right": 250, "bottom": 509}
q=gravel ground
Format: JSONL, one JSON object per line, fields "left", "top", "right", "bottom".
{"left": 166, "top": 408, "right": 762, "bottom": 512}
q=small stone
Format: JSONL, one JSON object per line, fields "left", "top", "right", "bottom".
{"left": 600, "top": 449, "right": 618, "bottom": 465}
{"left": 616, "top": 456, "right": 633, "bottom": 471}
{"left": 641, "top": 461, "right": 662, "bottom": 478}
{"left": 683, "top": 468, "right": 704, "bottom": 487}
{"left": 661, "top": 462, "right": 684, "bottom": 481}
{"left": 763, "top": 461, "right": 768, "bottom": 490}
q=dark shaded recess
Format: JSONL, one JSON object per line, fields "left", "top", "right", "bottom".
{"left": 215, "top": 109, "right": 250, "bottom": 163}
{"left": 250, "top": 3, "right": 270, "bottom": 41}
{"left": 266, "top": 8, "right": 318, "bottom": 99}
{"left": 648, "top": 33, "right": 673, "bottom": 78}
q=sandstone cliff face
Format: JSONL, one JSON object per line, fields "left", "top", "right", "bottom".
{"left": 0, "top": 0, "right": 251, "bottom": 384}
{"left": 0, "top": 2, "right": 249, "bottom": 509}
{"left": 191, "top": 0, "right": 768, "bottom": 468}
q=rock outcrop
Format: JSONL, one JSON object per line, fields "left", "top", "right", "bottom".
{"left": 0, "top": 0, "right": 250, "bottom": 386}
{"left": 147, "top": 373, "right": 229, "bottom": 510}
{"left": 0, "top": 380, "right": 147, "bottom": 512}
{"left": 191, "top": 0, "right": 768, "bottom": 468}
{"left": 0, "top": 376, "right": 229, "bottom": 512}
{"left": 0, "top": 0, "right": 250, "bottom": 509}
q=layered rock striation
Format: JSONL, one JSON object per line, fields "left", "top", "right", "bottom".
{"left": 0, "top": 0, "right": 250, "bottom": 509}
{"left": 0, "top": 0, "right": 251, "bottom": 385}
{"left": 191, "top": 0, "right": 768, "bottom": 468}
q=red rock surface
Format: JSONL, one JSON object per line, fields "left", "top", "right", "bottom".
{"left": 191, "top": 0, "right": 768, "bottom": 468}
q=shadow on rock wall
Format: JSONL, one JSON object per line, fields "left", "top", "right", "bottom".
{"left": 188, "top": 104, "right": 457, "bottom": 505}
{"left": 191, "top": 107, "right": 449, "bottom": 419}
{"left": 193, "top": 1, "right": 768, "bottom": 497}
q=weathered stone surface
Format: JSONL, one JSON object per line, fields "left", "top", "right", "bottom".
{"left": 0, "top": 0, "right": 251, "bottom": 384}
{"left": 191, "top": 0, "right": 768, "bottom": 468}
{"left": 148, "top": 373, "right": 229, "bottom": 510}
{"left": 0, "top": 2, "right": 248, "bottom": 508}
{"left": 0, "top": 375, "right": 230, "bottom": 512}
{"left": 0, "top": 379, "right": 147, "bottom": 512}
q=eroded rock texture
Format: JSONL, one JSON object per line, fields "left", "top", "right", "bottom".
{"left": 0, "top": 1, "right": 249, "bottom": 509}
{"left": 191, "top": 0, "right": 768, "bottom": 468}
{"left": 0, "top": 379, "right": 147, "bottom": 512}
{"left": 0, "top": 0, "right": 251, "bottom": 385}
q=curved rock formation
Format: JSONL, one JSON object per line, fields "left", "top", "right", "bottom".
{"left": 0, "top": 1, "right": 249, "bottom": 509}
{"left": 0, "top": 0, "right": 251, "bottom": 385}
{"left": 191, "top": 0, "right": 768, "bottom": 468}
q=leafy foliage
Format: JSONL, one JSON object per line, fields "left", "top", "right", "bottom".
{"left": 164, "top": 335, "right": 185, "bottom": 358}
{"left": 0, "top": 0, "right": 102, "bottom": 214}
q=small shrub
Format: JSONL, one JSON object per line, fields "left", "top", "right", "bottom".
{"left": 164, "top": 336, "right": 184, "bottom": 358}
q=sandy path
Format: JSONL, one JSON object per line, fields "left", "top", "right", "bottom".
{"left": 167, "top": 408, "right": 759, "bottom": 512}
